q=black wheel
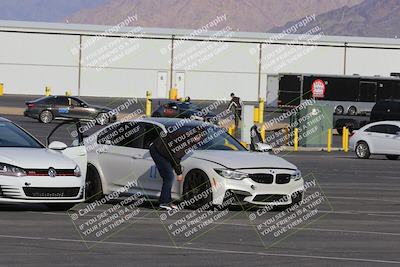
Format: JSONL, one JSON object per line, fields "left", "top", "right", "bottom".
{"left": 386, "top": 155, "right": 399, "bottom": 160}
{"left": 39, "top": 110, "right": 53, "bottom": 124}
{"left": 337, "top": 128, "right": 343, "bottom": 135}
{"left": 334, "top": 105, "right": 344, "bottom": 115}
{"left": 183, "top": 169, "right": 212, "bottom": 210}
{"left": 85, "top": 164, "right": 103, "bottom": 202}
{"left": 347, "top": 106, "right": 357, "bottom": 116}
{"left": 355, "top": 141, "right": 371, "bottom": 159}
{"left": 46, "top": 203, "right": 76, "bottom": 211}
{"left": 96, "top": 113, "right": 109, "bottom": 125}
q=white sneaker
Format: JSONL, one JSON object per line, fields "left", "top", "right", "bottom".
{"left": 159, "top": 203, "right": 178, "bottom": 211}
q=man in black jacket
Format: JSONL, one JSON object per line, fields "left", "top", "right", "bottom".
{"left": 228, "top": 93, "right": 243, "bottom": 128}
{"left": 149, "top": 128, "right": 199, "bottom": 210}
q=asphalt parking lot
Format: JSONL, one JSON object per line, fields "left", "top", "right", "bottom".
{"left": 0, "top": 114, "right": 399, "bottom": 266}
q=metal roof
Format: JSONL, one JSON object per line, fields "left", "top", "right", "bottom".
{"left": 1, "top": 19, "right": 400, "bottom": 47}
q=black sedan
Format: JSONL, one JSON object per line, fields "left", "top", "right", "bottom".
{"left": 24, "top": 95, "right": 117, "bottom": 125}
{"left": 152, "top": 101, "right": 216, "bottom": 122}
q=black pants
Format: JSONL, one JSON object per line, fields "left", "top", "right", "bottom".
{"left": 149, "top": 145, "right": 175, "bottom": 204}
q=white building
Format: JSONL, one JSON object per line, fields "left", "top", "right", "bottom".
{"left": 0, "top": 20, "right": 399, "bottom": 101}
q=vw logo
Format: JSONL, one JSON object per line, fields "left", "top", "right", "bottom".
{"left": 48, "top": 168, "right": 57, "bottom": 178}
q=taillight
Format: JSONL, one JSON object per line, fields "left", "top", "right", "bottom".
{"left": 27, "top": 103, "right": 35, "bottom": 108}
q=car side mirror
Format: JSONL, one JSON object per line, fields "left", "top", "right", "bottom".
{"left": 49, "top": 141, "right": 68, "bottom": 150}
{"left": 253, "top": 143, "right": 272, "bottom": 152}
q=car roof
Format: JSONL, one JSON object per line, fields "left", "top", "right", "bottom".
{"left": 139, "top": 117, "right": 209, "bottom": 128}
{"left": 0, "top": 117, "right": 11, "bottom": 122}
{"left": 366, "top": 120, "right": 400, "bottom": 127}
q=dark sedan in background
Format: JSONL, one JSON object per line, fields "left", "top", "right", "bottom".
{"left": 24, "top": 96, "right": 117, "bottom": 125}
{"left": 152, "top": 101, "right": 217, "bottom": 122}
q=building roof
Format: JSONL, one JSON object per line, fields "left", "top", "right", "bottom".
{"left": 1, "top": 19, "right": 400, "bottom": 47}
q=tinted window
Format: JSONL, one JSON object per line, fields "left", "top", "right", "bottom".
{"left": 54, "top": 96, "right": 68, "bottom": 106}
{"left": 0, "top": 122, "right": 43, "bottom": 148}
{"left": 97, "top": 122, "right": 144, "bottom": 148}
{"left": 365, "top": 124, "right": 397, "bottom": 134}
{"left": 68, "top": 98, "right": 81, "bottom": 106}
{"left": 386, "top": 125, "right": 400, "bottom": 135}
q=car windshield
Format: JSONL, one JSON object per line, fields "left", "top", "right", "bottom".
{"left": 176, "top": 125, "right": 246, "bottom": 151}
{"left": 178, "top": 103, "right": 200, "bottom": 110}
{"left": 0, "top": 122, "right": 44, "bottom": 148}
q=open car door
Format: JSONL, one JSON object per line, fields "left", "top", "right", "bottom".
{"left": 46, "top": 120, "right": 88, "bottom": 181}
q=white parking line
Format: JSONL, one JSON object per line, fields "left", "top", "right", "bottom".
{"left": 0, "top": 234, "right": 399, "bottom": 264}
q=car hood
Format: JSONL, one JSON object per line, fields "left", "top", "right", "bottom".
{"left": 0, "top": 148, "right": 77, "bottom": 169}
{"left": 191, "top": 150, "right": 297, "bottom": 170}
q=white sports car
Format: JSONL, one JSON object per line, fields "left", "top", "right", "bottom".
{"left": 0, "top": 117, "right": 87, "bottom": 209}
{"left": 84, "top": 118, "right": 304, "bottom": 208}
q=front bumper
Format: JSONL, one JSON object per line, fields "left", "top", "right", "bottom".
{"left": 211, "top": 170, "right": 304, "bottom": 206}
{"left": 0, "top": 175, "right": 85, "bottom": 204}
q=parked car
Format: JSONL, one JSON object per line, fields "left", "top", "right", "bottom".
{"left": 152, "top": 101, "right": 217, "bottom": 122}
{"left": 24, "top": 95, "right": 117, "bottom": 125}
{"left": 83, "top": 118, "right": 304, "bottom": 208}
{"left": 370, "top": 100, "right": 400, "bottom": 122}
{"left": 349, "top": 121, "right": 400, "bottom": 160}
{"left": 0, "top": 117, "right": 87, "bottom": 209}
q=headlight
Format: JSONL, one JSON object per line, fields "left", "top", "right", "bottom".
{"left": 291, "top": 170, "right": 302, "bottom": 181}
{"left": 74, "top": 165, "right": 81, "bottom": 177}
{"left": 0, "top": 163, "right": 26, "bottom": 177}
{"left": 214, "top": 169, "right": 248, "bottom": 180}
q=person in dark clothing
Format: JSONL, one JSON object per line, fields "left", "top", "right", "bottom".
{"left": 149, "top": 129, "right": 199, "bottom": 210}
{"left": 228, "top": 93, "right": 243, "bottom": 128}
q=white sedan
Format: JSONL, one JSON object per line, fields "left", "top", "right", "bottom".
{"left": 84, "top": 118, "right": 304, "bottom": 208}
{"left": 0, "top": 117, "right": 87, "bottom": 209}
{"left": 349, "top": 121, "right": 400, "bottom": 160}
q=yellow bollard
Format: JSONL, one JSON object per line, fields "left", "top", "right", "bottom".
{"left": 294, "top": 128, "right": 299, "bottom": 152}
{"left": 260, "top": 125, "right": 266, "bottom": 142}
{"left": 65, "top": 90, "right": 72, "bottom": 96}
{"left": 45, "top": 86, "right": 51, "bottom": 96}
{"left": 254, "top": 107, "right": 259, "bottom": 123}
{"left": 258, "top": 98, "right": 265, "bottom": 124}
{"left": 342, "top": 127, "right": 347, "bottom": 151}
{"left": 228, "top": 124, "right": 235, "bottom": 136}
{"left": 327, "top": 128, "right": 332, "bottom": 153}
{"left": 0, "top": 83, "right": 3, "bottom": 96}
{"left": 169, "top": 88, "right": 178, "bottom": 100}
{"left": 344, "top": 128, "right": 349, "bottom": 153}
{"left": 146, "top": 90, "right": 152, "bottom": 117}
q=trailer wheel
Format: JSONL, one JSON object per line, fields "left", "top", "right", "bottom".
{"left": 347, "top": 106, "right": 357, "bottom": 116}
{"left": 334, "top": 105, "right": 344, "bottom": 115}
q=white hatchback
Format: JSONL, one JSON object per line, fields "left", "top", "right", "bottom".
{"left": 349, "top": 121, "right": 400, "bottom": 160}
{"left": 0, "top": 117, "right": 87, "bottom": 209}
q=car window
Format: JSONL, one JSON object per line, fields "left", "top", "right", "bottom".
{"left": 365, "top": 125, "right": 388, "bottom": 134}
{"left": 68, "top": 98, "right": 81, "bottom": 106}
{"left": 53, "top": 96, "right": 68, "bottom": 106}
{"left": 97, "top": 122, "right": 144, "bottom": 148}
{"left": 0, "top": 122, "right": 43, "bottom": 148}
{"left": 386, "top": 125, "right": 400, "bottom": 135}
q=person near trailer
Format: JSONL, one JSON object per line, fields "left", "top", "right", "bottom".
{"left": 228, "top": 93, "right": 243, "bottom": 128}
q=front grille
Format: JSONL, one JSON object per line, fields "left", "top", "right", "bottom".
{"left": 25, "top": 169, "right": 75, "bottom": 176}
{"left": 23, "top": 187, "right": 80, "bottom": 198}
{"left": 249, "top": 173, "right": 273, "bottom": 184}
{"left": 276, "top": 174, "right": 291, "bottom": 184}
{"left": 253, "top": 194, "right": 288, "bottom": 203}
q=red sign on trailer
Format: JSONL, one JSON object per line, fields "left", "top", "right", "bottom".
{"left": 311, "top": 79, "right": 326, "bottom": 98}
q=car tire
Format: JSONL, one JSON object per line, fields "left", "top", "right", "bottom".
{"left": 85, "top": 164, "right": 103, "bottom": 202}
{"left": 355, "top": 141, "right": 371, "bottom": 159}
{"left": 183, "top": 169, "right": 213, "bottom": 210}
{"left": 39, "top": 110, "right": 54, "bottom": 124}
{"left": 96, "top": 113, "right": 109, "bottom": 126}
{"left": 334, "top": 105, "right": 344, "bottom": 115}
{"left": 386, "top": 155, "right": 399, "bottom": 160}
{"left": 46, "top": 203, "right": 76, "bottom": 211}
{"left": 347, "top": 106, "right": 357, "bottom": 116}
{"left": 337, "top": 128, "right": 343, "bottom": 135}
